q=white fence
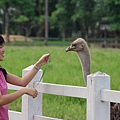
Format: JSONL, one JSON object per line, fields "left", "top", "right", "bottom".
{"left": 7, "top": 65, "right": 120, "bottom": 120}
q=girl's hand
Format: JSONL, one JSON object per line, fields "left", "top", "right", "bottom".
{"left": 23, "top": 88, "right": 38, "bottom": 98}
{"left": 36, "top": 53, "right": 50, "bottom": 67}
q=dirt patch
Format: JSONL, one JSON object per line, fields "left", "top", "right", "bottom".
{"left": 1, "top": 34, "right": 32, "bottom": 42}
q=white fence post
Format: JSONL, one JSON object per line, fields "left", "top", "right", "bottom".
{"left": 87, "top": 72, "right": 110, "bottom": 120}
{"left": 22, "top": 65, "right": 43, "bottom": 120}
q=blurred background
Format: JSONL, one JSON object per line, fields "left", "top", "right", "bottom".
{"left": 0, "top": 0, "right": 120, "bottom": 46}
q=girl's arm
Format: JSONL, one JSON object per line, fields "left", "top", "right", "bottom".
{"left": 0, "top": 87, "right": 38, "bottom": 106}
{"left": 6, "top": 54, "right": 50, "bottom": 87}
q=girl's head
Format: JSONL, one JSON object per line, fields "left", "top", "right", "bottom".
{"left": 0, "top": 35, "right": 5, "bottom": 61}
{"left": 0, "top": 35, "right": 5, "bottom": 45}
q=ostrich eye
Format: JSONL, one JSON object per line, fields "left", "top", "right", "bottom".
{"left": 72, "top": 43, "right": 76, "bottom": 47}
{"left": 80, "top": 44, "right": 84, "bottom": 50}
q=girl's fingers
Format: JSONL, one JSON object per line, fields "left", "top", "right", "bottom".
{"left": 33, "top": 90, "right": 38, "bottom": 98}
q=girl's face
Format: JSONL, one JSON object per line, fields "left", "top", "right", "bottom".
{"left": 0, "top": 44, "right": 5, "bottom": 61}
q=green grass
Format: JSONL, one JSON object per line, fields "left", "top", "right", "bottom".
{"left": 1, "top": 46, "right": 120, "bottom": 120}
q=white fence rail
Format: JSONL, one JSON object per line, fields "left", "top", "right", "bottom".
{"left": 34, "top": 82, "right": 87, "bottom": 98}
{"left": 7, "top": 65, "right": 120, "bottom": 120}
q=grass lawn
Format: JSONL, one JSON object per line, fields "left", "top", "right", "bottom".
{"left": 1, "top": 45, "right": 120, "bottom": 120}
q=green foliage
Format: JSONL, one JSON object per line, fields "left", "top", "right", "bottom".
{"left": 35, "top": 15, "right": 45, "bottom": 23}
{"left": 72, "top": 0, "right": 96, "bottom": 38}
{"left": 50, "top": 0, "right": 75, "bottom": 36}
{"left": 2, "top": 46, "right": 120, "bottom": 119}
{"left": 0, "top": 0, "right": 120, "bottom": 39}
{"left": 14, "top": 15, "right": 29, "bottom": 23}
{"left": 94, "top": 0, "right": 107, "bottom": 20}
{"left": 104, "top": 0, "right": 120, "bottom": 32}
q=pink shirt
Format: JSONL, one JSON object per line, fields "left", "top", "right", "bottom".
{"left": 0, "top": 70, "right": 8, "bottom": 120}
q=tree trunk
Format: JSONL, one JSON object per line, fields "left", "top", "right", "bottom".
{"left": 5, "top": 10, "right": 10, "bottom": 43}
{"left": 44, "top": 0, "right": 48, "bottom": 46}
{"left": 5, "top": 2, "right": 10, "bottom": 43}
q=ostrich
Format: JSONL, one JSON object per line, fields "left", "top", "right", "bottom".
{"left": 66, "top": 38, "right": 120, "bottom": 120}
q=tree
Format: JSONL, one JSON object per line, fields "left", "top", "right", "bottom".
{"left": 93, "top": 0, "right": 107, "bottom": 37}
{"left": 50, "top": 0, "right": 75, "bottom": 39}
{"left": 104, "top": 0, "right": 120, "bottom": 37}
{"left": 0, "top": 0, "right": 36, "bottom": 43}
{"left": 71, "top": 0, "right": 95, "bottom": 38}
{"left": 0, "top": 0, "right": 12, "bottom": 43}
{"left": 11, "top": 0, "right": 36, "bottom": 41}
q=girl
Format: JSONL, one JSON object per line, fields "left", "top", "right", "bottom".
{"left": 0, "top": 35, "right": 50, "bottom": 120}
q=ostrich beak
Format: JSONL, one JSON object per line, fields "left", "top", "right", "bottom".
{"left": 66, "top": 46, "right": 71, "bottom": 52}
{"left": 65, "top": 47, "right": 70, "bottom": 52}
{"left": 66, "top": 45, "right": 75, "bottom": 52}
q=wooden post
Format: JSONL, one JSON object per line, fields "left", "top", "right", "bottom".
{"left": 44, "top": 0, "right": 48, "bottom": 46}
{"left": 87, "top": 72, "right": 110, "bottom": 120}
{"left": 22, "top": 65, "right": 43, "bottom": 120}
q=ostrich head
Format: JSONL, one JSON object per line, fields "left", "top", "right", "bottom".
{"left": 66, "top": 38, "right": 91, "bottom": 85}
{"left": 66, "top": 38, "right": 87, "bottom": 52}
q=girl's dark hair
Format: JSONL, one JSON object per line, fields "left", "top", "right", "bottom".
{"left": 0, "top": 67, "right": 7, "bottom": 79}
{"left": 0, "top": 35, "right": 5, "bottom": 45}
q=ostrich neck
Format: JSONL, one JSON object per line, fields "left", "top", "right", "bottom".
{"left": 76, "top": 48, "right": 91, "bottom": 86}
